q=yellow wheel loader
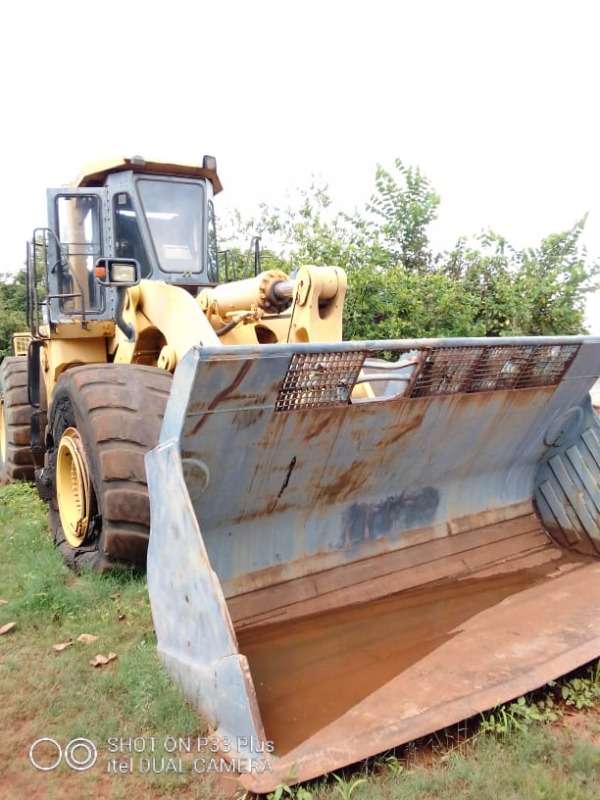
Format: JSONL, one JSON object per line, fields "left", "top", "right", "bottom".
{"left": 1, "top": 156, "right": 345, "bottom": 567}
{"left": 3, "top": 156, "right": 600, "bottom": 791}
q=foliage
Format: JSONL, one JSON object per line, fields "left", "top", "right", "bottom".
{"left": 1, "top": 159, "right": 597, "bottom": 354}
{"left": 268, "top": 784, "right": 315, "bottom": 800}
{"left": 479, "top": 694, "right": 561, "bottom": 737}
{"left": 558, "top": 665, "right": 600, "bottom": 710}
{"left": 480, "top": 663, "right": 600, "bottom": 738}
{"left": 380, "top": 754, "right": 405, "bottom": 778}
{"left": 332, "top": 774, "right": 368, "bottom": 799}
{"left": 0, "top": 269, "right": 27, "bottom": 361}
{"left": 368, "top": 161, "right": 440, "bottom": 274}
{"left": 221, "top": 160, "right": 599, "bottom": 340}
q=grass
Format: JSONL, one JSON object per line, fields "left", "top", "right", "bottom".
{"left": 265, "top": 721, "right": 600, "bottom": 800}
{"left": 0, "top": 483, "right": 216, "bottom": 799}
{"left": 1, "top": 483, "right": 600, "bottom": 800}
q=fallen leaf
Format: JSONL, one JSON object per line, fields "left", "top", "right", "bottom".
{"left": 52, "top": 640, "right": 73, "bottom": 652}
{"left": 0, "top": 599, "right": 8, "bottom": 605}
{"left": 0, "top": 622, "right": 16, "bottom": 636}
{"left": 77, "top": 634, "right": 98, "bottom": 644}
{"left": 89, "top": 652, "right": 118, "bottom": 668}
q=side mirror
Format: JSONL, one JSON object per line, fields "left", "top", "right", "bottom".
{"left": 94, "top": 258, "right": 141, "bottom": 287}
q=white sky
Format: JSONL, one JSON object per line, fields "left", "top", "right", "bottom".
{"left": 2, "top": 0, "right": 599, "bottom": 328}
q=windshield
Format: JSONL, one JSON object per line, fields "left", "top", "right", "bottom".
{"left": 113, "top": 193, "right": 152, "bottom": 277}
{"left": 138, "top": 179, "right": 205, "bottom": 273}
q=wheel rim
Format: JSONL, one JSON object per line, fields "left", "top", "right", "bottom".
{"left": 56, "top": 427, "right": 92, "bottom": 548}
{"left": 0, "top": 399, "right": 6, "bottom": 466}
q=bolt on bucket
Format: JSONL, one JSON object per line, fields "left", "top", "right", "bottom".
{"left": 146, "top": 336, "right": 600, "bottom": 793}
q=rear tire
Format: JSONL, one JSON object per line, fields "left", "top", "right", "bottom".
{"left": 0, "top": 357, "right": 34, "bottom": 485}
{"left": 46, "top": 364, "right": 172, "bottom": 571}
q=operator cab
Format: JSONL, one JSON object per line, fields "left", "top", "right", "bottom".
{"left": 28, "top": 156, "right": 221, "bottom": 330}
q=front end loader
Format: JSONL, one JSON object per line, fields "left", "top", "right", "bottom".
{"left": 3, "top": 156, "right": 600, "bottom": 791}
{"left": 0, "top": 156, "right": 345, "bottom": 567}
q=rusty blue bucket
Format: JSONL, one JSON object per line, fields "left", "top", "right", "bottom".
{"left": 146, "top": 336, "right": 600, "bottom": 792}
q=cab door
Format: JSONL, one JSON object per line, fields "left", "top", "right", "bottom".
{"left": 46, "top": 187, "right": 110, "bottom": 322}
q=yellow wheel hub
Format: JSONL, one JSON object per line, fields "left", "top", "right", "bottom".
{"left": 56, "top": 427, "right": 92, "bottom": 548}
{"left": 0, "top": 400, "right": 6, "bottom": 465}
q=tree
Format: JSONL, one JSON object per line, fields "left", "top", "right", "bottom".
{"left": 368, "top": 160, "right": 440, "bottom": 273}
{"left": 0, "top": 270, "right": 28, "bottom": 361}
{"left": 220, "top": 160, "right": 598, "bottom": 340}
{"left": 1, "top": 160, "right": 596, "bottom": 356}
{"left": 441, "top": 220, "right": 595, "bottom": 337}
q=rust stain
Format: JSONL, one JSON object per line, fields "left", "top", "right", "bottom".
{"left": 232, "top": 408, "right": 265, "bottom": 430}
{"left": 229, "top": 502, "right": 293, "bottom": 525}
{"left": 468, "top": 385, "right": 555, "bottom": 408}
{"left": 227, "top": 556, "right": 296, "bottom": 596}
{"left": 189, "top": 361, "right": 254, "bottom": 435}
{"left": 304, "top": 411, "right": 339, "bottom": 441}
{"left": 318, "top": 460, "right": 371, "bottom": 504}
{"left": 223, "top": 393, "right": 269, "bottom": 403}
{"left": 383, "top": 409, "right": 426, "bottom": 445}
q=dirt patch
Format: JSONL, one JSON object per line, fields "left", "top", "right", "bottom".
{"left": 559, "top": 708, "right": 600, "bottom": 746}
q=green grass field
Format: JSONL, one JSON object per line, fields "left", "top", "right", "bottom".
{"left": 1, "top": 483, "right": 599, "bottom": 800}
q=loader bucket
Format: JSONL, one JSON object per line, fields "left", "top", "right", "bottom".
{"left": 146, "top": 336, "right": 600, "bottom": 793}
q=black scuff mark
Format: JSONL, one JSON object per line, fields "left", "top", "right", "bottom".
{"left": 277, "top": 456, "right": 297, "bottom": 499}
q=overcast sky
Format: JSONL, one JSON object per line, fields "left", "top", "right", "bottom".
{"left": 2, "top": 0, "right": 599, "bottom": 328}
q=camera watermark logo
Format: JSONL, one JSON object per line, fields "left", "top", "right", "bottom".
{"left": 29, "top": 737, "right": 97, "bottom": 772}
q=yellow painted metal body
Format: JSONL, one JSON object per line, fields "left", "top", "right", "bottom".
{"left": 45, "top": 321, "right": 116, "bottom": 339}
{"left": 40, "top": 263, "right": 348, "bottom": 546}
{"left": 11, "top": 332, "right": 32, "bottom": 357}
{"left": 287, "top": 265, "right": 347, "bottom": 343}
{"left": 199, "top": 270, "right": 289, "bottom": 319}
{"left": 37, "top": 263, "right": 348, "bottom": 467}
{"left": 40, "top": 265, "right": 347, "bottom": 414}
{"left": 199, "top": 266, "right": 346, "bottom": 346}
{"left": 42, "top": 338, "right": 108, "bottom": 398}
{"left": 111, "top": 280, "right": 220, "bottom": 366}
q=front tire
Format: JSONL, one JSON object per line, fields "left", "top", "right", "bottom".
{"left": 47, "top": 364, "right": 172, "bottom": 570}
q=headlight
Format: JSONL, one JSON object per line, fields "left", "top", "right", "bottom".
{"left": 110, "top": 263, "right": 137, "bottom": 283}
{"left": 94, "top": 257, "right": 140, "bottom": 287}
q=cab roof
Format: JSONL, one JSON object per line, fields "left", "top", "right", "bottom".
{"left": 75, "top": 157, "right": 223, "bottom": 194}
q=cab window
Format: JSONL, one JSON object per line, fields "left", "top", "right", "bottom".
{"left": 207, "top": 200, "right": 219, "bottom": 283}
{"left": 113, "top": 193, "right": 151, "bottom": 278}
{"left": 138, "top": 179, "right": 205, "bottom": 274}
{"left": 56, "top": 195, "right": 102, "bottom": 312}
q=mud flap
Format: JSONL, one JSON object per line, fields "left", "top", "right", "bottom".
{"left": 146, "top": 336, "right": 600, "bottom": 792}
